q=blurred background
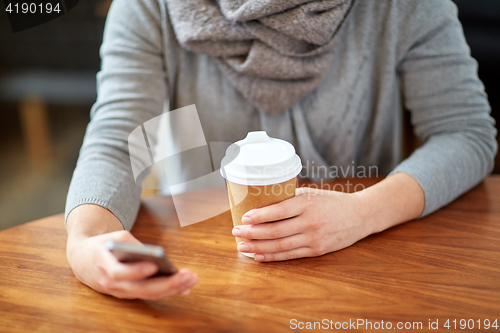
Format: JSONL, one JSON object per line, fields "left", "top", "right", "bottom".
{"left": 0, "top": 0, "right": 499, "bottom": 230}
{"left": 0, "top": 0, "right": 109, "bottom": 230}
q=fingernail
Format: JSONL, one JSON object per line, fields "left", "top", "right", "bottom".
{"left": 254, "top": 254, "right": 265, "bottom": 261}
{"left": 237, "top": 242, "right": 249, "bottom": 252}
{"left": 182, "top": 289, "right": 191, "bottom": 295}
{"left": 232, "top": 227, "right": 241, "bottom": 237}
{"left": 242, "top": 216, "right": 253, "bottom": 224}
{"left": 179, "top": 272, "right": 191, "bottom": 283}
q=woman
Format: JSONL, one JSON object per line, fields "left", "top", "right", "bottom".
{"left": 65, "top": 0, "right": 497, "bottom": 300}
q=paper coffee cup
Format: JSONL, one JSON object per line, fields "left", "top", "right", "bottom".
{"left": 220, "top": 131, "right": 302, "bottom": 258}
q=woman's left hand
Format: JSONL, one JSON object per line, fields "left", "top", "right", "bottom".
{"left": 231, "top": 187, "right": 376, "bottom": 262}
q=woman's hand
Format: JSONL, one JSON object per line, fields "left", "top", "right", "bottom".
{"left": 66, "top": 205, "right": 199, "bottom": 300}
{"left": 232, "top": 187, "right": 372, "bottom": 261}
{"left": 231, "top": 173, "right": 425, "bottom": 262}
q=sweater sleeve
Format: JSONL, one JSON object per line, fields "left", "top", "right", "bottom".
{"left": 65, "top": 0, "right": 167, "bottom": 230}
{"left": 390, "top": 0, "right": 497, "bottom": 217}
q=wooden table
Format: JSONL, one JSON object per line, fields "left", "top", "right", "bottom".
{"left": 1, "top": 178, "right": 499, "bottom": 332}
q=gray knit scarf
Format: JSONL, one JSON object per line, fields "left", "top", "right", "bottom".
{"left": 166, "top": 0, "right": 355, "bottom": 114}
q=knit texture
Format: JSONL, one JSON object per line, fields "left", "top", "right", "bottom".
{"left": 166, "top": 0, "right": 354, "bottom": 114}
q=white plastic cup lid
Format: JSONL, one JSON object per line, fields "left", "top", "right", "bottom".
{"left": 220, "top": 131, "right": 302, "bottom": 186}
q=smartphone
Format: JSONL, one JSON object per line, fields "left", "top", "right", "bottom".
{"left": 106, "top": 241, "right": 178, "bottom": 277}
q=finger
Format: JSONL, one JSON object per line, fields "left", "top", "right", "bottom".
{"left": 104, "top": 260, "right": 159, "bottom": 282}
{"left": 110, "top": 269, "right": 198, "bottom": 300}
{"left": 253, "top": 247, "right": 313, "bottom": 262}
{"left": 237, "top": 233, "right": 308, "bottom": 253}
{"left": 233, "top": 217, "right": 305, "bottom": 240}
{"left": 143, "top": 269, "right": 199, "bottom": 299}
{"left": 241, "top": 195, "right": 306, "bottom": 225}
{"left": 115, "top": 268, "right": 199, "bottom": 300}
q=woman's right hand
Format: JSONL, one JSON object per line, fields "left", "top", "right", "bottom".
{"left": 66, "top": 205, "right": 199, "bottom": 300}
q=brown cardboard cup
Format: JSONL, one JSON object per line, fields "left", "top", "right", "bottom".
{"left": 226, "top": 176, "right": 297, "bottom": 257}
{"left": 220, "top": 131, "right": 302, "bottom": 258}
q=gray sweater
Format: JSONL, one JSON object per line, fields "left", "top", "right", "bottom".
{"left": 65, "top": 0, "right": 497, "bottom": 231}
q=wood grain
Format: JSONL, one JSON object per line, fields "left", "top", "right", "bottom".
{"left": 0, "top": 177, "right": 499, "bottom": 332}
